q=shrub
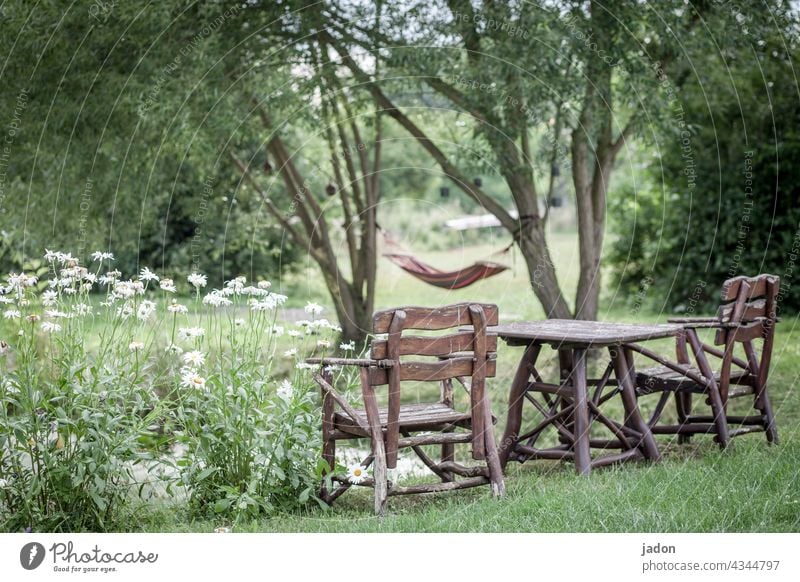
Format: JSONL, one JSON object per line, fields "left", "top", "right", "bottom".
{"left": 0, "top": 255, "right": 168, "bottom": 531}
{"left": 0, "top": 252, "right": 336, "bottom": 531}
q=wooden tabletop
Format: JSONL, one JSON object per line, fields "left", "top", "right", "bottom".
{"left": 490, "top": 319, "right": 683, "bottom": 348}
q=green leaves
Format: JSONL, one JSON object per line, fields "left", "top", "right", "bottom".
{"left": 177, "top": 370, "right": 324, "bottom": 521}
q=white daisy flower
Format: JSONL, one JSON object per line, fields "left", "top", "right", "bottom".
{"left": 182, "top": 350, "right": 205, "bottom": 368}
{"left": 347, "top": 464, "right": 369, "bottom": 484}
{"left": 137, "top": 300, "right": 157, "bottom": 321}
{"left": 287, "top": 330, "right": 302, "bottom": 338}
{"left": 117, "top": 304, "right": 134, "bottom": 319}
{"left": 45, "top": 310, "right": 70, "bottom": 319}
{"left": 3, "top": 310, "right": 21, "bottom": 319}
{"left": 112, "top": 280, "right": 138, "bottom": 299}
{"left": 0, "top": 296, "right": 14, "bottom": 304}
{"left": 234, "top": 318, "right": 245, "bottom": 327}
{"left": 139, "top": 267, "right": 159, "bottom": 282}
{"left": 91, "top": 251, "right": 115, "bottom": 262}
{"left": 0, "top": 341, "right": 9, "bottom": 355}
{"left": 295, "top": 362, "right": 315, "bottom": 370}
{"left": 304, "top": 301, "right": 324, "bottom": 315}
{"left": 203, "top": 292, "right": 232, "bottom": 307}
{"left": 41, "top": 290, "right": 58, "bottom": 306}
{"left": 181, "top": 371, "right": 207, "bottom": 391}
{"left": 129, "top": 341, "right": 145, "bottom": 352}
{"left": 188, "top": 273, "right": 207, "bottom": 288}
{"left": 41, "top": 321, "right": 61, "bottom": 333}
{"left": 317, "top": 339, "right": 331, "bottom": 349}
{"left": 271, "top": 325, "right": 284, "bottom": 336}
{"left": 44, "top": 249, "right": 64, "bottom": 262}
{"left": 226, "top": 276, "right": 246, "bottom": 293}
{"left": 165, "top": 344, "right": 183, "bottom": 355}
{"left": 250, "top": 297, "right": 277, "bottom": 311}
{"left": 340, "top": 341, "right": 356, "bottom": 351}
{"left": 99, "top": 270, "right": 121, "bottom": 286}
{"left": 177, "top": 327, "right": 205, "bottom": 340}
{"left": 168, "top": 301, "right": 188, "bottom": 314}
{"left": 277, "top": 379, "right": 293, "bottom": 400}
{"left": 159, "top": 278, "right": 177, "bottom": 293}
{"left": 257, "top": 280, "right": 271, "bottom": 289}
{"left": 283, "top": 348, "right": 298, "bottom": 358}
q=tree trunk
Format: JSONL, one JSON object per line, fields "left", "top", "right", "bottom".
{"left": 517, "top": 218, "right": 573, "bottom": 319}
{"left": 319, "top": 268, "right": 372, "bottom": 344}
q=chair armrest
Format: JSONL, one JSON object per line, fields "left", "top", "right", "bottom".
{"left": 666, "top": 317, "right": 738, "bottom": 329}
{"left": 304, "top": 357, "right": 394, "bottom": 368}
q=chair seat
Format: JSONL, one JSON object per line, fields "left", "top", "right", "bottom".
{"left": 636, "top": 365, "right": 751, "bottom": 394}
{"left": 334, "top": 403, "right": 481, "bottom": 433}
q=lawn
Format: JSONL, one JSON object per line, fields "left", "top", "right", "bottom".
{"left": 2, "top": 234, "right": 797, "bottom": 532}
{"left": 131, "top": 236, "right": 800, "bottom": 533}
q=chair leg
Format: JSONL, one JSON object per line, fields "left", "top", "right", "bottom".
{"left": 675, "top": 392, "right": 693, "bottom": 444}
{"left": 482, "top": 395, "right": 505, "bottom": 497}
{"left": 319, "top": 378, "right": 336, "bottom": 501}
{"left": 440, "top": 439, "right": 455, "bottom": 482}
{"left": 757, "top": 385, "right": 779, "bottom": 445}
{"left": 707, "top": 386, "right": 730, "bottom": 450}
{"left": 319, "top": 435, "right": 336, "bottom": 502}
{"left": 372, "top": 436, "right": 388, "bottom": 516}
{"left": 440, "top": 379, "right": 455, "bottom": 481}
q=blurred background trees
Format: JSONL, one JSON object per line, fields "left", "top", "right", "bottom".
{"left": 607, "top": 2, "right": 800, "bottom": 313}
{"left": 1, "top": 0, "right": 798, "bottom": 332}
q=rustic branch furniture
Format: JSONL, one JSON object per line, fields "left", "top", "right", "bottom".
{"left": 494, "top": 320, "right": 683, "bottom": 475}
{"left": 307, "top": 303, "right": 505, "bottom": 515}
{"left": 634, "top": 274, "right": 780, "bottom": 448}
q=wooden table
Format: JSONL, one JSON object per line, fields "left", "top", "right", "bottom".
{"left": 494, "top": 320, "right": 683, "bottom": 475}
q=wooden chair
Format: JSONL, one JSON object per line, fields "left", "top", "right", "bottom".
{"left": 307, "top": 303, "right": 505, "bottom": 515}
{"left": 632, "top": 274, "right": 780, "bottom": 449}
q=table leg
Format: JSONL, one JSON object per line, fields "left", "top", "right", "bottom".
{"left": 499, "top": 343, "right": 541, "bottom": 469}
{"left": 570, "top": 348, "right": 592, "bottom": 475}
{"left": 558, "top": 350, "right": 575, "bottom": 446}
{"left": 611, "top": 346, "right": 662, "bottom": 462}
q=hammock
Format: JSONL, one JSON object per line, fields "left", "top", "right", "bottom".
{"left": 384, "top": 253, "right": 509, "bottom": 290}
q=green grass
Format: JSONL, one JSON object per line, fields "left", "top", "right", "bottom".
{"left": 129, "top": 238, "right": 800, "bottom": 533}
{"left": 130, "top": 322, "right": 800, "bottom": 532}
{"left": 6, "top": 233, "right": 799, "bottom": 532}
{"left": 144, "top": 439, "right": 800, "bottom": 532}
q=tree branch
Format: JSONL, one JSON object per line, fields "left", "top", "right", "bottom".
{"left": 320, "top": 30, "right": 516, "bottom": 232}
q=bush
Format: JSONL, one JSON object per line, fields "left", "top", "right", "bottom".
{"left": 607, "top": 26, "right": 800, "bottom": 314}
{"left": 0, "top": 251, "right": 336, "bottom": 531}
{"left": 0, "top": 256, "right": 167, "bottom": 531}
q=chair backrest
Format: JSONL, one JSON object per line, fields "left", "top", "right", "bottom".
{"left": 368, "top": 303, "right": 499, "bottom": 466}
{"left": 714, "top": 274, "right": 779, "bottom": 388}
{"left": 715, "top": 274, "right": 779, "bottom": 343}
{"left": 369, "top": 302, "right": 499, "bottom": 382}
